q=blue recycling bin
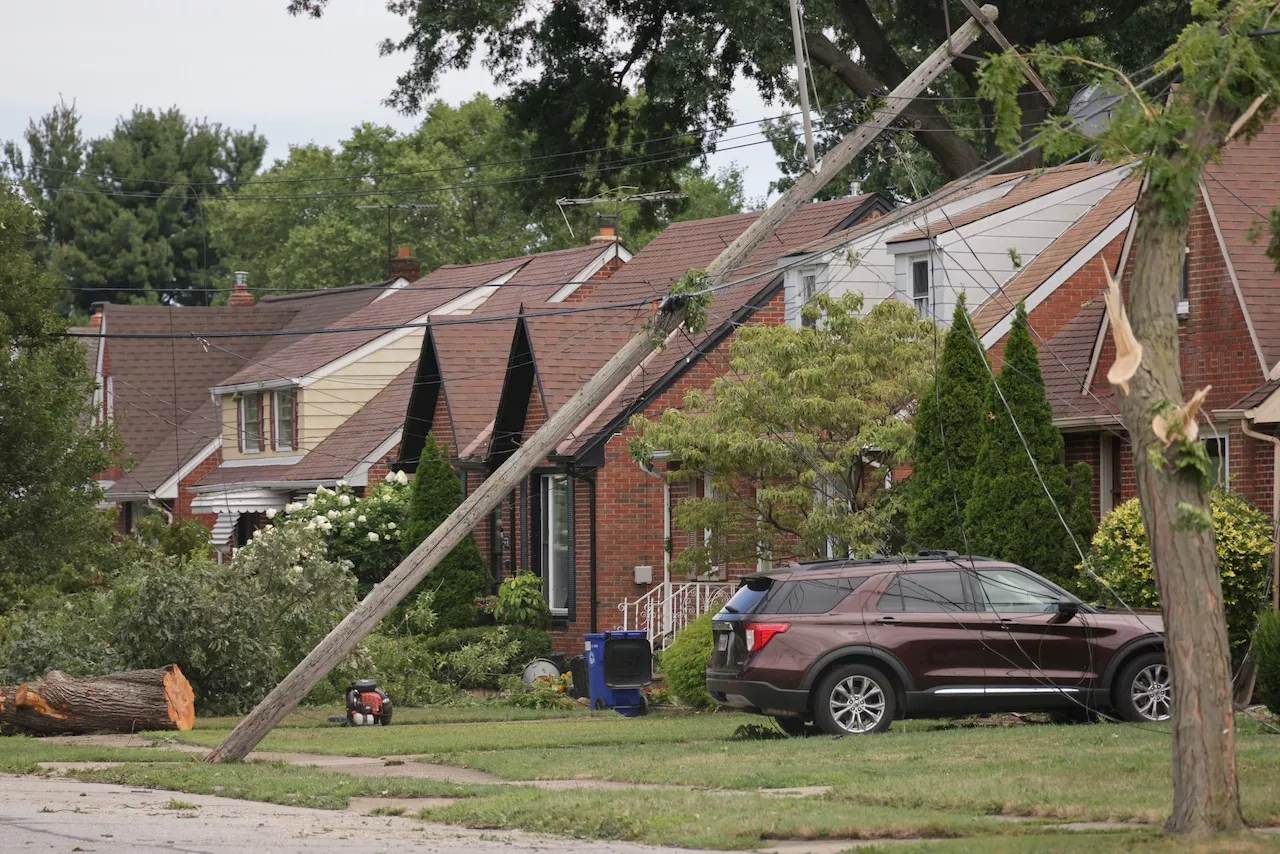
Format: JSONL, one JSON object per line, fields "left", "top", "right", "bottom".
{"left": 583, "top": 631, "right": 652, "bottom": 716}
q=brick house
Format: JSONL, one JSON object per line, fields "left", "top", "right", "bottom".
{"left": 395, "top": 194, "right": 894, "bottom": 649}
{"left": 190, "top": 241, "right": 629, "bottom": 553}
{"left": 93, "top": 275, "right": 392, "bottom": 538}
{"left": 970, "top": 124, "right": 1280, "bottom": 533}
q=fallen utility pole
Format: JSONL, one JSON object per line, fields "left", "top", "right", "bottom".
{"left": 207, "top": 6, "right": 993, "bottom": 764}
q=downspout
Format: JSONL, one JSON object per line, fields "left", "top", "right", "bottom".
{"left": 1240, "top": 418, "right": 1280, "bottom": 611}
{"left": 587, "top": 473, "right": 598, "bottom": 633}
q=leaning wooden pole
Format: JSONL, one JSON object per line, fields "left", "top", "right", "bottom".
{"left": 207, "top": 9, "right": 992, "bottom": 764}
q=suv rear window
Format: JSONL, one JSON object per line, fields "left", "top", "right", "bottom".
{"left": 719, "top": 579, "right": 771, "bottom": 616}
{"left": 757, "top": 577, "right": 866, "bottom": 614}
{"left": 878, "top": 570, "right": 968, "bottom": 612}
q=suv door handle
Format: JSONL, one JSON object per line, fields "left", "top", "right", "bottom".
{"left": 876, "top": 616, "right": 898, "bottom": 624}
{"left": 999, "top": 618, "right": 1014, "bottom": 629}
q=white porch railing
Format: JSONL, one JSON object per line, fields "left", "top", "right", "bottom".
{"left": 619, "top": 581, "right": 734, "bottom": 650}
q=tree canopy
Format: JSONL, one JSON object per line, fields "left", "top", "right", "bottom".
{"left": 3, "top": 100, "right": 266, "bottom": 310}
{"left": 0, "top": 183, "right": 121, "bottom": 608}
{"left": 286, "top": 0, "right": 1188, "bottom": 198}
{"left": 209, "top": 96, "right": 746, "bottom": 294}
{"left": 631, "top": 294, "right": 935, "bottom": 570}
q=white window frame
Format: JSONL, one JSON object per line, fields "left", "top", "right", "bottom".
{"left": 240, "top": 393, "right": 262, "bottom": 454}
{"left": 1204, "top": 431, "right": 1229, "bottom": 489}
{"left": 274, "top": 389, "right": 296, "bottom": 452}
{"left": 911, "top": 258, "right": 931, "bottom": 320}
{"left": 801, "top": 272, "right": 818, "bottom": 328}
{"left": 541, "top": 474, "right": 570, "bottom": 615}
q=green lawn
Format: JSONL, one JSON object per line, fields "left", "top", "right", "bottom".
{"left": 3, "top": 710, "right": 1277, "bottom": 852}
{"left": 189, "top": 703, "right": 588, "bottom": 730}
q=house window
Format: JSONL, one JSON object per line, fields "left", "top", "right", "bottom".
{"left": 912, "top": 259, "right": 931, "bottom": 319}
{"left": 274, "top": 389, "right": 296, "bottom": 451}
{"left": 801, "top": 274, "right": 818, "bottom": 329}
{"left": 1204, "top": 434, "right": 1228, "bottom": 488}
{"left": 1177, "top": 246, "right": 1190, "bottom": 318}
{"left": 540, "top": 474, "right": 570, "bottom": 613}
{"left": 240, "top": 393, "right": 262, "bottom": 454}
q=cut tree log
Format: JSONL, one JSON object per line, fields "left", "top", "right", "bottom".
{"left": 0, "top": 665, "right": 195, "bottom": 736}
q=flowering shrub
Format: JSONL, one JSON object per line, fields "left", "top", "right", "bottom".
{"left": 1087, "top": 491, "right": 1273, "bottom": 660}
{"left": 274, "top": 475, "right": 410, "bottom": 586}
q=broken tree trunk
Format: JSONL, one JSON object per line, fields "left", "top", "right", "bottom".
{"left": 1108, "top": 119, "right": 1244, "bottom": 833}
{"left": 0, "top": 666, "right": 195, "bottom": 736}
{"left": 207, "top": 9, "right": 994, "bottom": 765}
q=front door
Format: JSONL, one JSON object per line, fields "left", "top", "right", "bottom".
{"left": 971, "top": 567, "right": 1094, "bottom": 700}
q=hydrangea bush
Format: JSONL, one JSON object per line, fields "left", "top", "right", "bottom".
{"left": 274, "top": 474, "right": 410, "bottom": 586}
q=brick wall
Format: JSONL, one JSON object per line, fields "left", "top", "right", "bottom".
{"left": 1026, "top": 198, "right": 1273, "bottom": 517}
{"left": 174, "top": 446, "right": 223, "bottom": 530}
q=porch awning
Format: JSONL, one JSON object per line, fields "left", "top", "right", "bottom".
{"left": 190, "top": 488, "right": 289, "bottom": 515}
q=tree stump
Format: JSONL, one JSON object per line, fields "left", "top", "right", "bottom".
{"left": 0, "top": 665, "right": 195, "bottom": 736}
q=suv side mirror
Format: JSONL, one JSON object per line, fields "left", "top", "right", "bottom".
{"left": 1050, "top": 599, "right": 1080, "bottom": 624}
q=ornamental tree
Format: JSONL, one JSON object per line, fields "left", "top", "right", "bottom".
{"left": 962, "top": 304, "right": 1094, "bottom": 587}
{"left": 274, "top": 478, "right": 410, "bottom": 588}
{"left": 402, "top": 434, "right": 491, "bottom": 630}
{"left": 905, "top": 293, "right": 991, "bottom": 553}
{"left": 632, "top": 294, "right": 934, "bottom": 570}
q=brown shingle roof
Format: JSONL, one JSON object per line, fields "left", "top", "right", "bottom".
{"left": 1203, "top": 122, "right": 1280, "bottom": 369}
{"left": 887, "top": 163, "right": 1120, "bottom": 244}
{"left": 1040, "top": 293, "right": 1119, "bottom": 424}
{"left": 588, "top": 196, "right": 878, "bottom": 304}
{"left": 971, "top": 178, "right": 1140, "bottom": 337}
{"left": 429, "top": 317, "right": 517, "bottom": 458}
{"left": 524, "top": 305, "right": 652, "bottom": 415}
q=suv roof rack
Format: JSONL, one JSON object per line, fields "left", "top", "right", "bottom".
{"left": 775, "top": 552, "right": 999, "bottom": 574}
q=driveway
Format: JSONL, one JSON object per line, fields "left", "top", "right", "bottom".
{"left": 0, "top": 774, "right": 738, "bottom": 854}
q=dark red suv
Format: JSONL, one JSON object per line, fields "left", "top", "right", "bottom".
{"left": 705, "top": 553, "right": 1167, "bottom": 735}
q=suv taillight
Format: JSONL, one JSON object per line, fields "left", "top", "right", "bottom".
{"left": 745, "top": 622, "right": 789, "bottom": 652}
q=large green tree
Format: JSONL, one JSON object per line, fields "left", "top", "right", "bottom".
{"left": 3, "top": 100, "right": 266, "bottom": 310}
{"left": 632, "top": 294, "right": 935, "bottom": 570}
{"left": 209, "top": 96, "right": 745, "bottom": 294}
{"left": 906, "top": 294, "right": 991, "bottom": 552}
{"left": 0, "top": 183, "right": 121, "bottom": 608}
{"left": 962, "top": 304, "right": 1093, "bottom": 586}
{"left": 286, "top": 0, "right": 1187, "bottom": 196}
{"left": 402, "top": 434, "right": 491, "bottom": 630}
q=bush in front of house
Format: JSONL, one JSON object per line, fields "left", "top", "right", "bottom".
{"left": 402, "top": 433, "right": 492, "bottom": 630}
{"left": 420, "top": 625, "right": 552, "bottom": 689}
{"left": 275, "top": 479, "right": 410, "bottom": 588}
{"left": 495, "top": 572, "right": 552, "bottom": 630}
{"left": 1087, "top": 491, "right": 1273, "bottom": 660}
{"left": 663, "top": 612, "right": 715, "bottom": 710}
{"left": 1254, "top": 610, "right": 1280, "bottom": 715}
{"left": 2, "top": 524, "right": 358, "bottom": 714}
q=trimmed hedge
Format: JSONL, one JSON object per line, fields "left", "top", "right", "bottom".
{"left": 663, "top": 612, "right": 715, "bottom": 710}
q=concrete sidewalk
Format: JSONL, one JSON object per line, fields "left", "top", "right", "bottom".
{"left": 0, "top": 774, "right": 744, "bottom": 854}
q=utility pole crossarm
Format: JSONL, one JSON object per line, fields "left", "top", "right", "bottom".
{"left": 957, "top": 0, "right": 1057, "bottom": 107}
{"left": 206, "top": 6, "right": 994, "bottom": 764}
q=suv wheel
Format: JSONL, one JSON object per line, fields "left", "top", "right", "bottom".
{"left": 813, "top": 664, "right": 896, "bottom": 735}
{"left": 1115, "top": 652, "right": 1172, "bottom": 722}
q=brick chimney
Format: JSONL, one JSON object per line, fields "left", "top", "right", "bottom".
{"left": 228, "top": 271, "right": 255, "bottom": 307}
{"left": 388, "top": 245, "right": 421, "bottom": 282}
{"left": 589, "top": 214, "right": 619, "bottom": 246}
{"left": 89, "top": 302, "right": 106, "bottom": 329}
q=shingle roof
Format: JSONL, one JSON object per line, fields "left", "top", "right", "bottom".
{"left": 108, "top": 412, "right": 216, "bottom": 498}
{"left": 524, "top": 305, "right": 653, "bottom": 414}
{"left": 429, "top": 317, "right": 517, "bottom": 458}
{"left": 1203, "top": 122, "right": 1280, "bottom": 369}
{"left": 971, "top": 177, "right": 1140, "bottom": 337}
{"left": 587, "top": 196, "right": 878, "bottom": 305}
{"left": 887, "top": 163, "right": 1120, "bottom": 244}
{"left": 1229, "top": 378, "right": 1280, "bottom": 411}
{"left": 1039, "top": 292, "right": 1119, "bottom": 424}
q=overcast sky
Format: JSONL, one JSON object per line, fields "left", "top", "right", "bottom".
{"left": 1, "top": 0, "right": 784, "bottom": 203}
